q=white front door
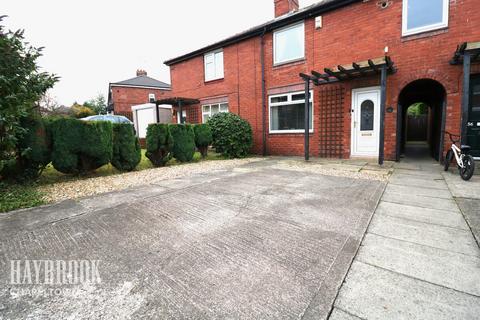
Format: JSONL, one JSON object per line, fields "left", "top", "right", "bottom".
{"left": 351, "top": 87, "right": 381, "bottom": 157}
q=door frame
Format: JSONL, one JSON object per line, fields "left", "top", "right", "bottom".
{"left": 351, "top": 86, "right": 381, "bottom": 157}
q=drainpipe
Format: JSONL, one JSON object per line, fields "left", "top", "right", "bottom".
{"left": 261, "top": 27, "right": 267, "bottom": 157}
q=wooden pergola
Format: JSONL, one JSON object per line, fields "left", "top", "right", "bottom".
{"left": 156, "top": 97, "right": 200, "bottom": 124}
{"left": 450, "top": 42, "right": 480, "bottom": 145}
{"left": 299, "top": 56, "right": 397, "bottom": 165}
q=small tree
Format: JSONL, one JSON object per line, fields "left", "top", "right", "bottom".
{"left": 0, "top": 16, "right": 58, "bottom": 176}
{"left": 193, "top": 124, "right": 213, "bottom": 158}
{"left": 112, "top": 123, "right": 141, "bottom": 171}
{"left": 208, "top": 113, "right": 253, "bottom": 158}
{"left": 146, "top": 124, "right": 174, "bottom": 167}
{"left": 71, "top": 103, "right": 95, "bottom": 118}
{"left": 169, "top": 124, "right": 195, "bottom": 162}
{"left": 84, "top": 94, "right": 107, "bottom": 115}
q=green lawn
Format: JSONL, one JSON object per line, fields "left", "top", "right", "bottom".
{"left": 1, "top": 150, "right": 226, "bottom": 213}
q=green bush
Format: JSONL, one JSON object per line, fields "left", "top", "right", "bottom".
{"left": 50, "top": 118, "right": 113, "bottom": 174}
{"left": 112, "top": 123, "right": 141, "bottom": 171}
{"left": 1, "top": 117, "right": 51, "bottom": 181}
{"left": 193, "top": 124, "right": 213, "bottom": 158}
{"left": 169, "top": 124, "right": 195, "bottom": 162}
{"left": 145, "top": 124, "right": 174, "bottom": 167}
{"left": 72, "top": 104, "right": 95, "bottom": 118}
{"left": 207, "top": 113, "right": 253, "bottom": 158}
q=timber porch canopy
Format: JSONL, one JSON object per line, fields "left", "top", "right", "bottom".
{"left": 450, "top": 42, "right": 480, "bottom": 146}
{"left": 155, "top": 97, "right": 200, "bottom": 124}
{"left": 299, "top": 56, "right": 397, "bottom": 165}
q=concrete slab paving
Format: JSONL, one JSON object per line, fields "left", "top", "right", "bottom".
{"left": 369, "top": 214, "right": 479, "bottom": 256}
{"left": 375, "top": 201, "right": 469, "bottom": 230}
{"left": 381, "top": 191, "right": 460, "bottom": 212}
{"left": 334, "top": 262, "right": 480, "bottom": 320}
{"left": 357, "top": 233, "right": 480, "bottom": 296}
{"left": 456, "top": 198, "right": 480, "bottom": 246}
{"left": 0, "top": 159, "right": 385, "bottom": 320}
{"left": 332, "top": 159, "right": 480, "bottom": 320}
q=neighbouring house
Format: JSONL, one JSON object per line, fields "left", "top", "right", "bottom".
{"left": 107, "top": 69, "right": 171, "bottom": 120}
{"left": 164, "top": 0, "right": 480, "bottom": 162}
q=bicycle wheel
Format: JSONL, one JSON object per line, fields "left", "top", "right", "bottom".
{"left": 459, "top": 155, "right": 475, "bottom": 181}
{"left": 444, "top": 150, "right": 453, "bottom": 171}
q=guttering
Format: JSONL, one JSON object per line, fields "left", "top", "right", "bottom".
{"left": 164, "top": 0, "right": 361, "bottom": 66}
{"left": 110, "top": 84, "right": 172, "bottom": 90}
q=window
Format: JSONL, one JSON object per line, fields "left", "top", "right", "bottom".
{"left": 273, "top": 22, "right": 305, "bottom": 65}
{"left": 148, "top": 93, "right": 155, "bottom": 103}
{"left": 177, "top": 110, "right": 187, "bottom": 124}
{"left": 204, "top": 50, "right": 224, "bottom": 81}
{"left": 202, "top": 103, "right": 229, "bottom": 123}
{"left": 402, "top": 0, "right": 449, "bottom": 36}
{"left": 269, "top": 91, "right": 313, "bottom": 133}
{"left": 360, "top": 100, "right": 375, "bottom": 131}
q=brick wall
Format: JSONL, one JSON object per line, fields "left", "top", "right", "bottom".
{"left": 169, "top": 0, "right": 480, "bottom": 160}
{"left": 111, "top": 87, "right": 171, "bottom": 113}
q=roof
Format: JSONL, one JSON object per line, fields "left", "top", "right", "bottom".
{"left": 110, "top": 75, "right": 171, "bottom": 89}
{"left": 164, "top": 0, "right": 361, "bottom": 66}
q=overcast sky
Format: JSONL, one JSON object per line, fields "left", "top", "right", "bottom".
{"left": 3, "top": 0, "right": 319, "bottom": 106}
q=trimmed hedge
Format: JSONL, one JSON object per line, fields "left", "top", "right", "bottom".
{"left": 145, "top": 124, "right": 173, "bottom": 167}
{"left": 112, "top": 123, "right": 141, "bottom": 171}
{"left": 169, "top": 124, "right": 195, "bottom": 162}
{"left": 193, "top": 124, "right": 213, "bottom": 158}
{"left": 208, "top": 113, "right": 252, "bottom": 158}
{"left": 1, "top": 117, "right": 51, "bottom": 181}
{"left": 50, "top": 118, "right": 113, "bottom": 174}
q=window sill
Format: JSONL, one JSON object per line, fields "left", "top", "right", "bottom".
{"left": 204, "top": 78, "right": 224, "bottom": 84}
{"left": 269, "top": 130, "right": 314, "bottom": 135}
{"left": 401, "top": 27, "right": 448, "bottom": 42}
{"left": 273, "top": 58, "right": 306, "bottom": 69}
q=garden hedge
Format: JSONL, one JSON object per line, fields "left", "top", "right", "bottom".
{"left": 193, "top": 124, "right": 213, "bottom": 158}
{"left": 207, "top": 113, "right": 253, "bottom": 158}
{"left": 169, "top": 124, "right": 195, "bottom": 162}
{"left": 145, "top": 124, "right": 174, "bottom": 167}
{"left": 1, "top": 116, "right": 51, "bottom": 181}
{"left": 50, "top": 118, "right": 113, "bottom": 174}
{"left": 112, "top": 123, "right": 141, "bottom": 171}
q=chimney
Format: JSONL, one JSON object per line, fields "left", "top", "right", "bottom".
{"left": 136, "top": 69, "right": 147, "bottom": 76}
{"left": 274, "top": 0, "right": 299, "bottom": 17}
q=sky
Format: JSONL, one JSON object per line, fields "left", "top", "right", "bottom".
{"left": 2, "top": 0, "right": 319, "bottom": 106}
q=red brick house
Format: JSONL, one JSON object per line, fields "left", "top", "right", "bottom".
{"left": 107, "top": 70, "right": 171, "bottom": 118}
{"left": 164, "top": 0, "right": 480, "bottom": 162}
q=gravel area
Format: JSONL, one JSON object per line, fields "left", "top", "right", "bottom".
{"left": 39, "top": 157, "right": 391, "bottom": 205}
{"left": 40, "top": 158, "right": 263, "bottom": 203}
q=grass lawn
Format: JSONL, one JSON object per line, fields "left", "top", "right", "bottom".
{"left": 0, "top": 150, "right": 226, "bottom": 213}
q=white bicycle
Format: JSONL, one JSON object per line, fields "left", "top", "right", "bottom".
{"left": 444, "top": 131, "right": 475, "bottom": 181}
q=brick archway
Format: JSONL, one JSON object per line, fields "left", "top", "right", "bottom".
{"left": 399, "top": 71, "right": 457, "bottom": 94}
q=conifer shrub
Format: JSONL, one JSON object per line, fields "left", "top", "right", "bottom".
{"left": 169, "top": 124, "right": 195, "bottom": 162}
{"left": 145, "top": 124, "right": 173, "bottom": 167}
{"left": 112, "top": 123, "right": 141, "bottom": 171}
{"left": 193, "top": 124, "right": 213, "bottom": 158}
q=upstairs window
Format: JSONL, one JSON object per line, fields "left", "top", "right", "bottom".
{"left": 148, "top": 93, "right": 155, "bottom": 103}
{"left": 402, "top": 0, "right": 449, "bottom": 36}
{"left": 273, "top": 22, "right": 305, "bottom": 65}
{"left": 204, "top": 50, "right": 224, "bottom": 81}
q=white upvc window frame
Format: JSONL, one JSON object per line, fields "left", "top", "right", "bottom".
{"left": 269, "top": 90, "right": 313, "bottom": 134}
{"left": 202, "top": 102, "right": 229, "bottom": 123}
{"left": 148, "top": 93, "right": 156, "bottom": 103}
{"left": 273, "top": 22, "right": 305, "bottom": 66}
{"left": 402, "top": 0, "right": 449, "bottom": 37}
{"left": 204, "top": 49, "right": 224, "bottom": 82}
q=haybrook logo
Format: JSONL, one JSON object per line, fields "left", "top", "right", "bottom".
{"left": 10, "top": 260, "right": 101, "bottom": 285}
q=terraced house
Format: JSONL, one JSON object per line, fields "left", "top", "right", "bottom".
{"left": 164, "top": 0, "right": 480, "bottom": 163}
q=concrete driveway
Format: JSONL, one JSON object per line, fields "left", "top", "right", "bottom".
{"left": 0, "top": 159, "right": 386, "bottom": 319}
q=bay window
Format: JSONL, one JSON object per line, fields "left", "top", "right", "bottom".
{"left": 269, "top": 91, "right": 313, "bottom": 133}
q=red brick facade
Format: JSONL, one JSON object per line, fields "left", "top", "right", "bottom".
{"left": 167, "top": 0, "right": 480, "bottom": 160}
{"left": 110, "top": 86, "right": 170, "bottom": 114}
